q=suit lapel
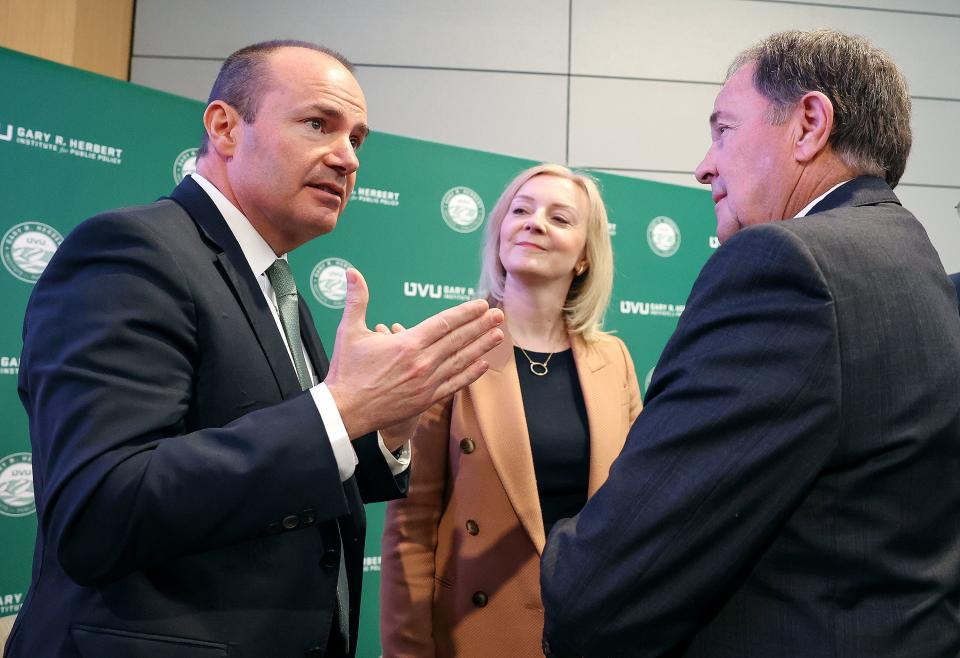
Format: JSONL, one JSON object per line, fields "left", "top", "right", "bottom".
{"left": 470, "top": 332, "right": 547, "bottom": 553}
{"left": 168, "top": 177, "right": 302, "bottom": 399}
{"left": 571, "top": 337, "right": 620, "bottom": 496}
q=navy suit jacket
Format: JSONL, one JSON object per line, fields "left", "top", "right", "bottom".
{"left": 6, "top": 177, "right": 407, "bottom": 658}
{"left": 541, "top": 177, "right": 960, "bottom": 657}
{"left": 949, "top": 272, "right": 960, "bottom": 308}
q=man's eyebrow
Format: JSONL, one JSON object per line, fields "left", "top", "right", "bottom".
{"left": 709, "top": 110, "right": 732, "bottom": 127}
{"left": 307, "top": 104, "right": 370, "bottom": 139}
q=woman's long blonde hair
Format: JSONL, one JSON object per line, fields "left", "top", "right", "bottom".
{"left": 477, "top": 164, "right": 614, "bottom": 343}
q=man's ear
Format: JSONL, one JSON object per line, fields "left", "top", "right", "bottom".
{"left": 794, "top": 91, "right": 834, "bottom": 163}
{"left": 202, "top": 100, "right": 242, "bottom": 158}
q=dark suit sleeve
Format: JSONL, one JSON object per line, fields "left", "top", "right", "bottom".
{"left": 541, "top": 225, "right": 842, "bottom": 656}
{"left": 19, "top": 211, "right": 360, "bottom": 586}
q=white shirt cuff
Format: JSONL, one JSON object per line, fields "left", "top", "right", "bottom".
{"left": 379, "top": 436, "right": 411, "bottom": 476}
{"left": 310, "top": 383, "right": 358, "bottom": 482}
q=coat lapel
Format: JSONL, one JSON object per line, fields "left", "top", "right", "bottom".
{"left": 168, "top": 177, "right": 303, "bottom": 399}
{"left": 470, "top": 332, "right": 547, "bottom": 553}
{"left": 570, "top": 337, "right": 621, "bottom": 496}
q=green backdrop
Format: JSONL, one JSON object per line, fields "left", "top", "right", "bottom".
{"left": 0, "top": 47, "right": 714, "bottom": 656}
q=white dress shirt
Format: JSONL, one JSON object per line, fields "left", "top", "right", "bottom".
{"left": 190, "top": 173, "right": 410, "bottom": 481}
{"left": 794, "top": 180, "right": 850, "bottom": 218}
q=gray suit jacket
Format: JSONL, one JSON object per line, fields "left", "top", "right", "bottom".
{"left": 542, "top": 176, "right": 960, "bottom": 657}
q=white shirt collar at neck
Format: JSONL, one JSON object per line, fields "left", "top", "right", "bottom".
{"left": 794, "top": 180, "right": 850, "bottom": 218}
{"left": 189, "top": 172, "right": 284, "bottom": 277}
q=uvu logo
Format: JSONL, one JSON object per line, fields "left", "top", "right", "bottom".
{"left": 404, "top": 282, "right": 442, "bottom": 298}
{"left": 620, "top": 300, "right": 651, "bottom": 315}
{"left": 0, "top": 120, "right": 11, "bottom": 142}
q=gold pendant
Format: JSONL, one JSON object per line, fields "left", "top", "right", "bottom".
{"left": 529, "top": 361, "right": 549, "bottom": 376}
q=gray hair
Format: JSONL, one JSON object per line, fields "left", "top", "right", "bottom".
{"left": 197, "top": 40, "right": 353, "bottom": 157}
{"left": 729, "top": 29, "right": 911, "bottom": 187}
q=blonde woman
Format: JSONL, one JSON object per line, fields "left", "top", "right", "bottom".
{"left": 380, "top": 164, "right": 642, "bottom": 657}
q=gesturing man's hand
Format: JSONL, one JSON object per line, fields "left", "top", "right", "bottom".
{"left": 325, "top": 269, "right": 504, "bottom": 439}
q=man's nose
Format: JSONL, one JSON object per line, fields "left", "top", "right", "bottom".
{"left": 694, "top": 146, "right": 716, "bottom": 185}
{"left": 325, "top": 135, "right": 360, "bottom": 175}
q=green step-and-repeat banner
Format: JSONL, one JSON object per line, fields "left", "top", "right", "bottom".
{"left": 0, "top": 47, "right": 714, "bottom": 656}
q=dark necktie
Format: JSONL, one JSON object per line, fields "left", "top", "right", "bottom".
{"left": 266, "top": 258, "right": 351, "bottom": 651}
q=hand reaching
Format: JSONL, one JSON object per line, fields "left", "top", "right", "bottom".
{"left": 325, "top": 269, "right": 504, "bottom": 439}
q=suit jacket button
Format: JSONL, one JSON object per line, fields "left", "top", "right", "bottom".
{"left": 300, "top": 508, "right": 316, "bottom": 526}
{"left": 282, "top": 514, "right": 300, "bottom": 530}
{"left": 460, "top": 438, "right": 476, "bottom": 454}
{"left": 322, "top": 548, "right": 339, "bottom": 569}
{"left": 465, "top": 519, "right": 479, "bottom": 535}
{"left": 472, "top": 591, "right": 488, "bottom": 608}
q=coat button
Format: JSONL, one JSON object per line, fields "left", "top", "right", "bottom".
{"left": 459, "top": 438, "right": 475, "bottom": 454}
{"left": 282, "top": 514, "right": 300, "bottom": 530}
{"left": 472, "top": 591, "right": 488, "bottom": 607}
{"left": 321, "top": 548, "right": 339, "bottom": 569}
{"left": 465, "top": 520, "right": 479, "bottom": 535}
{"left": 300, "top": 508, "right": 316, "bottom": 526}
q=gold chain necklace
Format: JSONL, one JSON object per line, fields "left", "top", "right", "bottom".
{"left": 518, "top": 346, "right": 553, "bottom": 376}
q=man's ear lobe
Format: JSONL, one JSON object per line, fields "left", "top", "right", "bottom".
{"left": 795, "top": 91, "right": 834, "bottom": 163}
{"left": 203, "top": 101, "right": 241, "bottom": 158}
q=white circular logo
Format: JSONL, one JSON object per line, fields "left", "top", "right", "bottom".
{"left": 0, "top": 453, "right": 35, "bottom": 517}
{"left": 440, "top": 187, "right": 485, "bottom": 233}
{"left": 173, "top": 147, "right": 198, "bottom": 184}
{"left": 646, "top": 216, "right": 681, "bottom": 258}
{"left": 2, "top": 221, "right": 64, "bottom": 283}
{"left": 310, "top": 257, "right": 354, "bottom": 309}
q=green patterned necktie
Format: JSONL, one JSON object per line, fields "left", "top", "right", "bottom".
{"left": 266, "top": 257, "right": 350, "bottom": 650}
{"left": 266, "top": 259, "right": 312, "bottom": 390}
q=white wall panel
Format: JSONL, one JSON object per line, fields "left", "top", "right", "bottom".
{"left": 129, "top": 56, "right": 219, "bottom": 102}
{"left": 568, "top": 77, "right": 717, "bottom": 171}
{"left": 133, "top": 0, "right": 569, "bottom": 73}
{"left": 903, "top": 100, "right": 960, "bottom": 188}
{"left": 571, "top": 0, "right": 960, "bottom": 99}
{"left": 353, "top": 67, "right": 568, "bottom": 164}
{"left": 755, "top": 0, "right": 960, "bottom": 13}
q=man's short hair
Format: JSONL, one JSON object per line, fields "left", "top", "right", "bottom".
{"left": 729, "top": 29, "right": 911, "bottom": 188}
{"left": 197, "top": 40, "right": 353, "bottom": 157}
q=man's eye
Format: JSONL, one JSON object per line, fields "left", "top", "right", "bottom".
{"left": 350, "top": 136, "right": 363, "bottom": 150}
{"left": 308, "top": 119, "right": 323, "bottom": 130}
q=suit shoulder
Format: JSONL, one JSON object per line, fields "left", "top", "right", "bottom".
{"left": 69, "top": 198, "right": 192, "bottom": 243}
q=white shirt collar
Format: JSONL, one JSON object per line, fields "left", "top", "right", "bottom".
{"left": 189, "top": 172, "right": 283, "bottom": 278}
{"left": 794, "top": 180, "right": 850, "bottom": 218}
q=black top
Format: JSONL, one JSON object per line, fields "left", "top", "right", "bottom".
{"left": 514, "top": 347, "right": 590, "bottom": 537}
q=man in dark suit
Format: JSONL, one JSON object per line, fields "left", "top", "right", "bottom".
{"left": 541, "top": 30, "right": 960, "bottom": 657}
{"left": 6, "top": 41, "right": 503, "bottom": 657}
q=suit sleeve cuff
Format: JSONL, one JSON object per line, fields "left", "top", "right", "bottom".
{"left": 310, "top": 383, "right": 358, "bottom": 482}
